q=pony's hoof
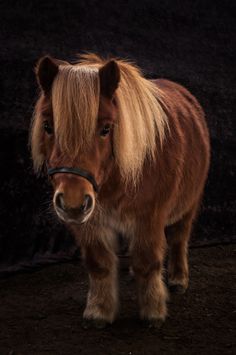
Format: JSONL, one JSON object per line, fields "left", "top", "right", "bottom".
{"left": 82, "top": 318, "right": 109, "bottom": 329}
{"left": 141, "top": 318, "right": 164, "bottom": 329}
{"left": 169, "top": 284, "right": 186, "bottom": 294}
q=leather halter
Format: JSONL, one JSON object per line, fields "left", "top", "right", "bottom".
{"left": 47, "top": 167, "right": 99, "bottom": 193}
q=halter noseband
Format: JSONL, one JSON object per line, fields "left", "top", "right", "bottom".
{"left": 47, "top": 167, "right": 99, "bottom": 193}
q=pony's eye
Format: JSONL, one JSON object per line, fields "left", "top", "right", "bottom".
{"left": 43, "top": 121, "right": 53, "bottom": 135}
{"left": 100, "top": 124, "right": 111, "bottom": 137}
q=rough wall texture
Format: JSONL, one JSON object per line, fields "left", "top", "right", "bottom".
{"left": 0, "top": 0, "right": 235, "bottom": 273}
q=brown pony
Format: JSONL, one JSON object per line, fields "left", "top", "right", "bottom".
{"left": 30, "top": 53, "right": 210, "bottom": 328}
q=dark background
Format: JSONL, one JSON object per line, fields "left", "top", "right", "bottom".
{"left": 0, "top": 0, "right": 235, "bottom": 274}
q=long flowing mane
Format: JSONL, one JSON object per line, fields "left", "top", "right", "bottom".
{"left": 31, "top": 53, "right": 168, "bottom": 184}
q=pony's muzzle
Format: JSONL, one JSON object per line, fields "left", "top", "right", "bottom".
{"left": 54, "top": 192, "right": 94, "bottom": 224}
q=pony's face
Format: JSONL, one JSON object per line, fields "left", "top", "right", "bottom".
{"left": 49, "top": 97, "right": 118, "bottom": 225}
{"left": 33, "top": 56, "right": 120, "bottom": 225}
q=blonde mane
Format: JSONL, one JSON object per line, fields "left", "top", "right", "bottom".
{"left": 31, "top": 54, "right": 168, "bottom": 184}
{"left": 52, "top": 64, "right": 100, "bottom": 154}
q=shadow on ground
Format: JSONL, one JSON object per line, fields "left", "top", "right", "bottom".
{"left": 0, "top": 245, "right": 235, "bottom": 355}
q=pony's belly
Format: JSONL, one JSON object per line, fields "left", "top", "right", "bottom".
{"left": 101, "top": 209, "right": 136, "bottom": 238}
{"left": 103, "top": 208, "right": 184, "bottom": 234}
{"left": 166, "top": 196, "right": 197, "bottom": 226}
{"left": 100, "top": 199, "right": 191, "bottom": 237}
{"left": 166, "top": 210, "right": 185, "bottom": 226}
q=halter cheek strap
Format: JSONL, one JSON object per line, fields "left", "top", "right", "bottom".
{"left": 47, "top": 167, "right": 99, "bottom": 193}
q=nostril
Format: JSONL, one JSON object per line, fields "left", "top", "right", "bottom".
{"left": 85, "top": 195, "right": 93, "bottom": 210}
{"left": 79, "top": 195, "right": 93, "bottom": 214}
{"left": 55, "top": 193, "right": 65, "bottom": 211}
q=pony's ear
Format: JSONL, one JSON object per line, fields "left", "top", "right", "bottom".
{"left": 35, "top": 56, "right": 59, "bottom": 94}
{"left": 99, "top": 60, "right": 120, "bottom": 99}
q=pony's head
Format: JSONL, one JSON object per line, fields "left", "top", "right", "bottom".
{"left": 30, "top": 54, "right": 167, "bottom": 225}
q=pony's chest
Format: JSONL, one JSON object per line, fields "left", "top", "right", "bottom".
{"left": 102, "top": 209, "right": 136, "bottom": 237}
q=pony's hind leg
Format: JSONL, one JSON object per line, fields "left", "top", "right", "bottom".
{"left": 81, "top": 232, "right": 118, "bottom": 328}
{"left": 166, "top": 203, "right": 199, "bottom": 294}
{"left": 131, "top": 218, "right": 168, "bottom": 328}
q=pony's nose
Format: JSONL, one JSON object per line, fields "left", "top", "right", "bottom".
{"left": 55, "top": 192, "right": 93, "bottom": 216}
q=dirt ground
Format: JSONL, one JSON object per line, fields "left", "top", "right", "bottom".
{"left": 0, "top": 0, "right": 235, "bottom": 271}
{"left": 0, "top": 244, "right": 235, "bottom": 355}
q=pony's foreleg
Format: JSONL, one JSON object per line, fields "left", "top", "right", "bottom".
{"left": 131, "top": 219, "right": 168, "bottom": 327}
{"left": 166, "top": 204, "right": 198, "bottom": 293}
{"left": 81, "top": 237, "right": 118, "bottom": 328}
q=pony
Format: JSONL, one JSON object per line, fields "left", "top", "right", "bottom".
{"left": 30, "top": 53, "right": 210, "bottom": 328}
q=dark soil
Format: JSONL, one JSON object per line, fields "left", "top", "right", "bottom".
{"left": 0, "top": 244, "right": 235, "bottom": 355}
{"left": 0, "top": 0, "right": 235, "bottom": 272}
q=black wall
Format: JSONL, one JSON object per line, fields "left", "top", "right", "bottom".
{"left": 0, "top": 0, "right": 235, "bottom": 274}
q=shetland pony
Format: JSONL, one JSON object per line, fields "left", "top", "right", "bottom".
{"left": 30, "top": 53, "right": 210, "bottom": 328}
